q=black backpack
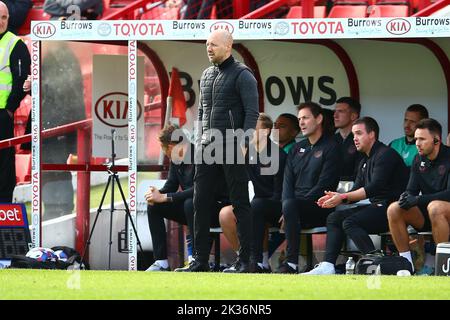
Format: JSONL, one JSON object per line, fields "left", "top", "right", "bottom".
{"left": 9, "top": 255, "right": 60, "bottom": 270}
{"left": 51, "top": 246, "right": 89, "bottom": 270}
{"left": 355, "top": 252, "right": 413, "bottom": 275}
{"left": 9, "top": 246, "right": 89, "bottom": 270}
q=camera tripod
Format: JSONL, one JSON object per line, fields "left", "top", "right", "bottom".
{"left": 80, "top": 129, "right": 144, "bottom": 270}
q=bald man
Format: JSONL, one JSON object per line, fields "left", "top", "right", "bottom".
{"left": 0, "top": 1, "right": 30, "bottom": 202}
{"left": 175, "top": 30, "right": 259, "bottom": 272}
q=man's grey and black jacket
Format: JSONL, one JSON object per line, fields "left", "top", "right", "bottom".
{"left": 195, "top": 55, "right": 259, "bottom": 150}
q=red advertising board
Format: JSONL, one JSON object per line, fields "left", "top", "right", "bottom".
{"left": 0, "top": 204, "right": 31, "bottom": 260}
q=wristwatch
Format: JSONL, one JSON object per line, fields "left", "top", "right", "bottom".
{"left": 340, "top": 193, "right": 349, "bottom": 204}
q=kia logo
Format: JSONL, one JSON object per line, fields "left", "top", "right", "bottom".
{"left": 386, "top": 18, "right": 411, "bottom": 35}
{"left": 210, "top": 21, "right": 234, "bottom": 34}
{"left": 32, "top": 22, "right": 56, "bottom": 38}
{"left": 94, "top": 92, "right": 142, "bottom": 128}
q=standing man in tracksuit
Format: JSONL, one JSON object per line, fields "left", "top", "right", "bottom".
{"left": 387, "top": 118, "right": 450, "bottom": 272}
{"left": 277, "top": 102, "right": 341, "bottom": 274}
{"left": 302, "top": 117, "right": 409, "bottom": 275}
{"left": 0, "top": 1, "right": 30, "bottom": 203}
{"left": 176, "top": 29, "right": 259, "bottom": 272}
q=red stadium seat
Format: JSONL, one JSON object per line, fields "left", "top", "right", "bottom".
{"left": 334, "top": 0, "right": 371, "bottom": 5}
{"left": 32, "top": 0, "right": 46, "bottom": 8}
{"left": 369, "top": 4, "right": 409, "bottom": 16}
{"left": 17, "top": 9, "right": 50, "bottom": 35}
{"left": 16, "top": 153, "right": 31, "bottom": 185}
{"left": 376, "top": 0, "right": 410, "bottom": 4}
{"left": 286, "top": 6, "right": 327, "bottom": 18}
{"left": 328, "top": 5, "right": 368, "bottom": 17}
{"left": 140, "top": 6, "right": 179, "bottom": 20}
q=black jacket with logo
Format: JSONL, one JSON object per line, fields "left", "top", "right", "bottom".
{"left": 246, "top": 139, "right": 287, "bottom": 201}
{"left": 159, "top": 148, "right": 195, "bottom": 203}
{"left": 407, "top": 144, "right": 450, "bottom": 204}
{"left": 334, "top": 132, "right": 363, "bottom": 181}
{"left": 160, "top": 145, "right": 229, "bottom": 202}
{"left": 282, "top": 135, "right": 340, "bottom": 202}
{"left": 351, "top": 141, "right": 409, "bottom": 205}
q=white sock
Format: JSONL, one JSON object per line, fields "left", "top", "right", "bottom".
{"left": 155, "top": 259, "right": 168, "bottom": 268}
{"left": 399, "top": 251, "right": 414, "bottom": 272}
{"left": 262, "top": 252, "right": 269, "bottom": 268}
{"left": 188, "top": 255, "right": 193, "bottom": 263}
{"left": 287, "top": 262, "right": 298, "bottom": 270}
{"left": 235, "top": 251, "right": 239, "bottom": 257}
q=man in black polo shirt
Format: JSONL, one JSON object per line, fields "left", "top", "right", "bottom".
{"left": 302, "top": 117, "right": 408, "bottom": 275}
{"left": 387, "top": 118, "right": 450, "bottom": 272}
{"left": 333, "top": 97, "right": 363, "bottom": 181}
{"left": 277, "top": 102, "right": 341, "bottom": 274}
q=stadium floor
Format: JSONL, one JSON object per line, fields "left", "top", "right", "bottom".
{"left": 1, "top": 269, "right": 449, "bottom": 300}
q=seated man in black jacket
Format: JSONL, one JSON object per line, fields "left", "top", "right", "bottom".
{"left": 278, "top": 102, "right": 341, "bottom": 274}
{"left": 144, "top": 125, "right": 194, "bottom": 271}
{"left": 387, "top": 118, "right": 450, "bottom": 272}
{"left": 302, "top": 117, "right": 409, "bottom": 275}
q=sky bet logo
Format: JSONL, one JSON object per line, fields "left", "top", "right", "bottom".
{"left": 0, "top": 205, "right": 24, "bottom": 227}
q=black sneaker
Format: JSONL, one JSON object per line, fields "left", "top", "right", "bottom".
{"left": 256, "top": 264, "right": 272, "bottom": 273}
{"left": 223, "top": 259, "right": 250, "bottom": 273}
{"left": 174, "top": 260, "right": 210, "bottom": 272}
{"left": 249, "top": 261, "right": 272, "bottom": 273}
{"left": 275, "top": 262, "right": 298, "bottom": 274}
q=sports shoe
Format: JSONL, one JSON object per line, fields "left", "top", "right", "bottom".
{"left": 275, "top": 262, "right": 297, "bottom": 274}
{"left": 415, "top": 265, "right": 434, "bottom": 276}
{"left": 174, "top": 259, "right": 210, "bottom": 272}
{"left": 301, "top": 262, "right": 335, "bottom": 275}
{"left": 223, "top": 259, "right": 250, "bottom": 273}
{"left": 251, "top": 263, "right": 271, "bottom": 274}
{"left": 145, "top": 261, "right": 170, "bottom": 272}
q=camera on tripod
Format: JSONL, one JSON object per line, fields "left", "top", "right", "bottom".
{"left": 79, "top": 129, "right": 143, "bottom": 269}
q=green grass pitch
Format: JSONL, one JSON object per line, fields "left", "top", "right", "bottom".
{"left": 1, "top": 269, "right": 449, "bottom": 300}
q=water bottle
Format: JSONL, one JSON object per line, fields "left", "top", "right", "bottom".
{"left": 346, "top": 257, "right": 355, "bottom": 275}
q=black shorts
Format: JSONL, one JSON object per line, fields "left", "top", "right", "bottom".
{"left": 416, "top": 203, "right": 432, "bottom": 232}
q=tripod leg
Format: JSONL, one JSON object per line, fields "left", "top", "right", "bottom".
{"left": 108, "top": 170, "right": 116, "bottom": 270}
{"left": 79, "top": 175, "right": 112, "bottom": 267}
{"left": 114, "top": 174, "right": 144, "bottom": 254}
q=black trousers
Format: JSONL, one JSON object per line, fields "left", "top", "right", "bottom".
{"left": 324, "top": 203, "right": 390, "bottom": 264}
{"left": 251, "top": 197, "right": 282, "bottom": 264}
{"left": 194, "top": 163, "right": 250, "bottom": 263}
{"left": 283, "top": 199, "right": 332, "bottom": 264}
{"left": 147, "top": 199, "right": 193, "bottom": 261}
{"left": 148, "top": 198, "right": 223, "bottom": 261}
{"left": 0, "top": 110, "right": 15, "bottom": 202}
